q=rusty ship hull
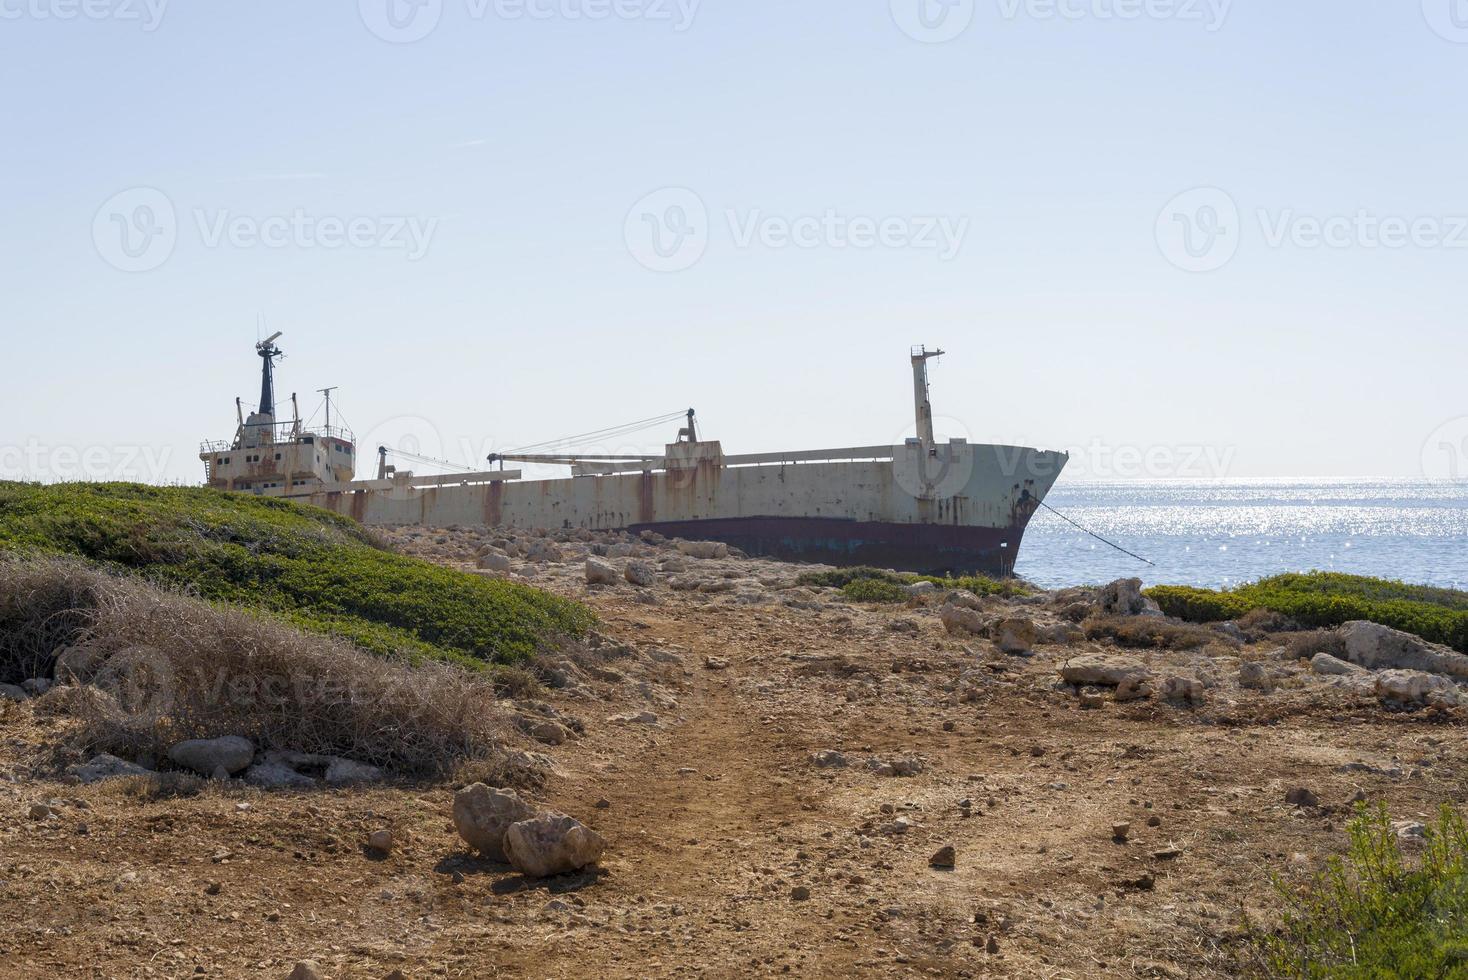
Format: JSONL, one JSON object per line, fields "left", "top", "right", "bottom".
{"left": 302, "top": 443, "right": 1066, "bottom": 577}
{"left": 203, "top": 339, "right": 1068, "bottom": 577}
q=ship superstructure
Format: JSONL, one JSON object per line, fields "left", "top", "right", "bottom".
{"left": 201, "top": 335, "right": 1068, "bottom": 576}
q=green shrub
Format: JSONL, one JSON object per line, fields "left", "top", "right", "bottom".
{"left": 0, "top": 482, "right": 593, "bottom": 668}
{"left": 1261, "top": 803, "right": 1468, "bottom": 978}
{"left": 1147, "top": 573, "right": 1468, "bottom": 653}
{"left": 840, "top": 578, "right": 910, "bottom": 604}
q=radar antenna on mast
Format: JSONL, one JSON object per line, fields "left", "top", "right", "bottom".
{"left": 256, "top": 332, "right": 285, "bottom": 419}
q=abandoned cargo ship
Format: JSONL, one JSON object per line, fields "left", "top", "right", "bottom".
{"left": 201, "top": 335, "right": 1068, "bottom": 575}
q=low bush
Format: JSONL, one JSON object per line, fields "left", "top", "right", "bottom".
{"left": 840, "top": 578, "right": 910, "bottom": 604}
{"left": 5, "top": 557, "right": 507, "bottom": 776}
{"left": 1147, "top": 573, "right": 1468, "bottom": 653}
{"left": 1260, "top": 803, "right": 1468, "bottom": 978}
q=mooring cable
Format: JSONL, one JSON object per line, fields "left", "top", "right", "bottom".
{"left": 1036, "top": 499, "right": 1156, "bottom": 567}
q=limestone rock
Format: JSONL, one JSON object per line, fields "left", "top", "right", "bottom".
{"left": 243, "top": 760, "right": 316, "bottom": 789}
{"left": 503, "top": 813, "right": 606, "bottom": 878}
{"left": 1341, "top": 621, "right": 1468, "bottom": 679}
{"left": 992, "top": 617, "right": 1036, "bottom": 655}
{"left": 624, "top": 560, "right": 657, "bottom": 587}
{"left": 676, "top": 540, "right": 729, "bottom": 560}
{"left": 476, "top": 552, "right": 512, "bottom": 573}
{"left": 1375, "top": 669, "right": 1461, "bottom": 707}
{"left": 1098, "top": 578, "right": 1146, "bottom": 616}
{"left": 167, "top": 736, "right": 255, "bottom": 776}
{"left": 811, "top": 750, "right": 848, "bottom": 768}
{"left": 939, "top": 603, "right": 986, "bottom": 636}
{"left": 1159, "top": 675, "right": 1205, "bottom": 705}
{"left": 453, "top": 784, "right": 536, "bottom": 862}
{"left": 1060, "top": 654, "right": 1152, "bottom": 688}
{"left": 68, "top": 753, "right": 153, "bottom": 784}
{"left": 0, "top": 683, "right": 28, "bottom": 702}
{"left": 585, "top": 558, "right": 619, "bottom": 586}
{"left": 1311, "top": 653, "right": 1364, "bottom": 676}
{"left": 1238, "top": 661, "right": 1274, "bottom": 690}
{"left": 324, "top": 758, "right": 385, "bottom": 786}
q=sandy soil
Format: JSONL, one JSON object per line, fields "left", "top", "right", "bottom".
{"left": 1, "top": 531, "right": 1464, "bottom": 979}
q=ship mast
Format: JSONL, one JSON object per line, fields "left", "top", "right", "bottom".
{"left": 910, "top": 345, "right": 944, "bottom": 444}
{"left": 255, "top": 331, "right": 284, "bottom": 442}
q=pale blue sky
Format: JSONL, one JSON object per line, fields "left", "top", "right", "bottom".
{"left": 2, "top": 1, "right": 1465, "bottom": 484}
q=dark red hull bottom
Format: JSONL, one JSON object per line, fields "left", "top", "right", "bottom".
{"left": 628, "top": 516, "right": 1025, "bottom": 577}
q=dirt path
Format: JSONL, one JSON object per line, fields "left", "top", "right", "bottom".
{"left": 2, "top": 548, "right": 1467, "bottom": 978}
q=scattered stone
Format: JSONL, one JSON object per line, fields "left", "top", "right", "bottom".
{"left": 243, "top": 760, "right": 317, "bottom": 790}
{"left": 676, "top": 540, "right": 729, "bottom": 560}
{"left": 476, "top": 552, "right": 512, "bottom": 573}
{"left": 992, "top": 617, "right": 1036, "bottom": 655}
{"left": 1238, "top": 661, "right": 1274, "bottom": 691}
{"left": 594, "top": 798, "right": 611, "bottom": 809}
{"left": 624, "top": 560, "right": 657, "bottom": 587}
{"left": 1158, "top": 675, "right": 1205, "bottom": 705}
{"left": 210, "top": 764, "right": 231, "bottom": 782}
{"left": 1311, "top": 653, "right": 1364, "bottom": 676}
{"left": 28, "top": 802, "right": 55, "bottom": 821}
{"left": 68, "top": 754, "right": 153, "bottom": 784}
{"left": 986, "top": 936, "right": 1000, "bottom": 954}
{"left": 167, "top": 736, "right": 255, "bottom": 777}
{"left": 790, "top": 885, "right": 811, "bottom": 901}
{"left": 942, "top": 720, "right": 956, "bottom": 732}
{"left": 1348, "top": 788, "right": 1368, "bottom": 805}
{"left": 703, "top": 656, "right": 730, "bottom": 670}
{"left": 611, "top": 710, "right": 659, "bottom": 726}
{"left": 1152, "top": 845, "right": 1183, "bottom": 860}
{"left": 585, "top": 558, "right": 619, "bottom": 586}
{"left": 324, "top": 758, "right": 385, "bottom": 786}
{"left": 453, "top": 784, "right": 536, "bottom": 862}
{"left": 515, "top": 715, "right": 572, "bottom": 746}
{"left": 1078, "top": 690, "right": 1106, "bottom": 710}
{"left": 205, "top": 881, "right": 222, "bottom": 895}
{"left": 0, "top": 683, "right": 27, "bottom": 702}
{"left": 811, "top": 750, "right": 848, "bottom": 769}
{"left": 1392, "top": 820, "right": 1428, "bottom": 842}
{"left": 1375, "top": 669, "right": 1461, "bottom": 707}
{"left": 1147, "top": 815, "right": 1162, "bottom": 828}
{"left": 287, "top": 962, "right": 322, "bottom": 980}
{"left": 503, "top": 813, "right": 606, "bottom": 878}
{"left": 1285, "top": 787, "right": 1319, "bottom": 808}
{"left": 1098, "top": 578, "right": 1148, "bottom": 616}
{"left": 367, "top": 829, "right": 394, "bottom": 854}
{"left": 1060, "top": 654, "right": 1153, "bottom": 688}
{"left": 21, "top": 677, "right": 51, "bottom": 696}
{"left": 1341, "top": 621, "right": 1468, "bottom": 679}
{"left": 939, "top": 603, "right": 986, "bottom": 636}
{"left": 929, "top": 845, "right": 956, "bottom": 868}
{"left": 904, "top": 581, "right": 938, "bottom": 597}
{"left": 1111, "top": 822, "right": 1131, "bottom": 842}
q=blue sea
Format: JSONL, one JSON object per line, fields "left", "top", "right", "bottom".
{"left": 1014, "top": 480, "right": 1468, "bottom": 592}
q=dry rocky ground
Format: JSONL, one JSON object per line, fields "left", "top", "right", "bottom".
{"left": 2, "top": 526, "right": 1466, "bottom": 978}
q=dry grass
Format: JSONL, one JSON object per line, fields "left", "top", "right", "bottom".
{"left": 1283, "top": 628, "right": 1347, "bottom": 661}
{"left": 1082, "top": 614, "right": 1219, "bottom": 651}
{"left": 1, "top": 556, "right": 510, "bottom": 777}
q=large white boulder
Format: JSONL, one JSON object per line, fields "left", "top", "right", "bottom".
{"left": 1375, "top": 669, "right": 1461, "bottom": 706}
{"left": 1341, "top": 622, "right": 1468, "bottom": 679}
{"left": 939, "top": 603, "right": 986, "bottom": 636}
{"left": 585, "top": 558, "right": 619, "bottom": 586}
